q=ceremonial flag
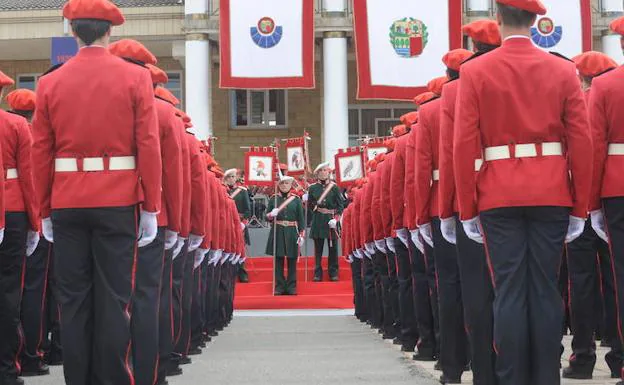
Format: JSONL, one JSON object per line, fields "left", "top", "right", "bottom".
{"left": 365, "top": 141, "right": 389, "bottom": 162}
{"left": 353, "top": 0, "right": 462, "bottom": 101}
{"left": 219, "top": 0, "right": 315, "bottom": 89}
{"left": 334, "top": 147, "right": 366, "bottom": 188}
{"left": 529, "top": 0, "right": 592, "bottom": 57}
{"left": 244, "top": 147, "right": 278, "bottom": 187}
{"left": 284, "top": 135, "right": 310, "bottom": 176}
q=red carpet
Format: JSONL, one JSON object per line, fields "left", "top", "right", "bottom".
{"left": 234, "top": 257, "right": 354, "bottom": 310}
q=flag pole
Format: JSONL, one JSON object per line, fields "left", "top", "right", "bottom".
{"left": 303, "top": 130, "right": 311, "bottom": 282}
{"left": 272, "top": 140, "right": 279, "bottom": 296}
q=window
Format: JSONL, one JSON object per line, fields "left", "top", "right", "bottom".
{"left": 348, "top": 104, "right": 415, "bottom": 146}
{"left": 17, "top": 74, "right": 41, "bottom": 91}
{"left": 231, "top": 90, "right": 287, "bottom": 128}
{"left": 165, "top": 71, "right": 183, "bottom": 107}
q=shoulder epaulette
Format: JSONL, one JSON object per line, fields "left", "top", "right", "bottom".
{"left": 594, "top": 67, "right": 617, "bottom": 78}
{"left": 549, "top": 51, "right": 573, "bottom": 62}
{"left": 460, "top": 50, "right": 491, "bottom": 65}
{"left": 122, "top": 57, "right": 148, "bottom": 68}
{"left": 42, "top": 63, "right": 64, "bottom": 77}
{"left": 419, "top": 96, "right": 440, "bottom": 107}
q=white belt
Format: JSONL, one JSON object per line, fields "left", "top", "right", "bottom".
{"left": 432, "top": 169, "right": 440, "bottom": 181}
{"left": 55, "top": 156, "right": 136, "bottom": 172}
{"left": 608, "top": 143, "right": 624, "bottom": 155}
{"left": 484, "top": 142, "right": 563, "bottom": 161}
{"left": 6, "top": 168, "right": 17, "bottom": 180}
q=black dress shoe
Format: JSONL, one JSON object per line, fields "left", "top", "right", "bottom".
{"left": 199, "top": 341, "right": 207, "bottom": 348}
{"left": 21, "top": 362, "right": 50, "bottom": 377}
{"left": 382, "top": 332, "right": 396, "bottom": 340}
{"left": 238, "top": 275, "right": 249, "bottom": 283}
{"left": 393, "top": 337, "right": 403, "bottom": 345}
{"left": 313, "top": 276, "right": 322, "bottom": 282}
{"left": 209, "top": 330, "right": 219, "bottom": 337}
{"left": 434, "top": 361, "right": 442, "bottom": 371}
{"left": 439, "top": 374, "right": 461, "bottom": 384}
{"left": 329, "top": 276, "right": 339, "bottom": 282}
{"left": 166, "top": 366, "right": 183, "bottom": 377}
{"left": 562, "top": 366, "right": 593, "bottom": 380}
{"left": 401, "top": 344, "right": 416, "bottom": 352}
{"left": 179, "top": 356, "right": 192, "bottom": 365}
{"left": 0, "top": 378, "right": 24, "bottom": 385}
{"left": 44, "top": 351, "right": 63, "bottom": 366}
{"left": 188, "top": 347, "right": 202, "bottom": 356}
{"left": 155, "top": 380, "right": 169, "bottom": 385}
{"left": 412, "top": 351, "right": 437, "bottom": 362}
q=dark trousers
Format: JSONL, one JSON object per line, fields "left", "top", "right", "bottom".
{"left": 313, "top": 238, "right": 339, "bottom": 279}
{"left": 603, "top": 197, "right": 624, "bottom": 381}
{"left": 20, "top": 237, "right": 52, "bottom": 369}
{"left": 363, "top": 256, "right": 382, "bottom": 328}
{"left": 218, "top": 262, "right": 229, "bottom": 328}
{"left": 205, "top": 263, "right": 220, "bottom": 333}
{"left": 238, "top": 262, "right": 248, "bottom": 281}
{"left": 351, "top": 258, "right": 367, "bottom": 321}
{"left": 480, "top": 206, "right": 569, "bottom": 385}
{"left": 409, "top": 238, "right": 436, "bottom": 356}
{"left": 424, "top": 237, "right": 441, "bottom": 355}
{"left": 387, "top": 249, "right": 401, "bottom": 337}
{"left": 395, "top": 238, "right": 418, "bottom": 347}
{"left": 52, "top": 206, "right": 137, "bottom": 385}
{"left": 567, "top": 219, "right": 623, "bottom": 375}
{"left": 132, "top": 227, "right": 165, "bottom": 385}
{"left": 275, "top": 257, "right": 297, "bottom": 294}
{"left": 156, "top": 246, "right": 174, "bottom": 385}
{"left": 43, "top": 242, "right": 62, "bottom": 362}
{"left": 0, "top": 212, "right": 28, "bottom": 381}
{"left": 455, "top": 216, "right": 496, "bottom": 385}
{"left": 173, "top": 243, "right": 193, "bottom": 357}
{"left": 373, "top": 251, "right": 398, "bottom": 335}
{"left": 190, "top": 261, "right": 204, "bottom": 349}
{"left": 432, "top": 217, "right": 468, "bottom": 378}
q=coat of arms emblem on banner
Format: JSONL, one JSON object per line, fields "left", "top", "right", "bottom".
{"left": 531, "top": 16, "right": 563, "bottom": 48}
{"left": 251, "top": 16, "right": 283, "bottom": 48}
{"left": 389, "top": 18, "right": 428, "bottom": 58}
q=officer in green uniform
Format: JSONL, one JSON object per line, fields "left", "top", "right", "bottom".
{"left": 224, "top": 168, "right": 251, "bottom": 283}
{"left": 307, "top": 162, "right": 344, "bottom": 281}
{"left": 266, "top": 176, "right": 305, "bottom": 295}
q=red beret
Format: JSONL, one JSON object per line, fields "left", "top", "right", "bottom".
{"left": 427, "top": 76, "right": 448, "bottom": 96}
{"left": 400, "top": 111, "right": 419, "bottom": 126}
{"left": 0, "top": 70, "right": 15, "bottom": 88}
{"left": 496, "top": 0, "right": 546, "bottom": 15}
{"left": 6, "top": 89, "right": 36, "bottom": 111}
{"left": 413, "top": 92, "right": 436, "bottom": 106}
{"left": 155, "top": 87, "right": 180, "bottom": 106}
{"left": 462, "top": 20, "right": 502, "bottom": 46}
{"left": 572, "top": 51, "right": 618, "bottom": 78}
{"left": 442, "top": 49, "right": 474, "bottom": 71}
{"left": 174, "top": 108, "right": 191, "bottom": 123}
{"left": 374, "top": 153, "right": 386, "bottom": 163}
{"left": 184, "top": 121, "right": 193, "bottom": 129}
{"left": 109, "top": 39, "right": 157, "bottom": 65}
{"left": 212, "top": 167, "right": 224, "bottom": 178}
{"left": 384, "top": 138, "right": 396, "bottom": 151}
{"left": 610, "top": 16, "right": 624, "bottom": 35}
{"left": 63, "top": 0, "right": 125, "bottom": 26}
{"left": 392, "top": 125, "right": 408, "bottom": 138}
{"left": 146, "top": 64, "right": 168, "bottom": 85}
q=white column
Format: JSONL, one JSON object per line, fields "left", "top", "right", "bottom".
{"left": 185, "top": 38, "right": 212, "bottom": 139}
{"left": 322, "top": 32, "right": 349, "bottom": 163}
{"left": 602, "top": 33, "right": 624, "bottom": 64}
{"left": 185, "top": 0, "right": 209, "bottom": 14}
{"left": 322, "top": 0, "right": 346, "bottom": 12}
{"left": 602, "top": 0, "right": 624, "bottom": 13}
{"left": 466, "top": 0, "right": 490, "bottom": 12}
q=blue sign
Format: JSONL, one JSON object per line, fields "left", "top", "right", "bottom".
{"left": 51, "top": 37, "right": 78, "bottom": 65}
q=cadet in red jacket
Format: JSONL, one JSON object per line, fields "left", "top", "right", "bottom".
{"left": 563, "top": 51, "right": 621, "bottom": 380}
{"left": 454, "top": 2, "right": 592, "bottom": 384}
{"left": 588, "top": 16, "right": 624, "bottom": 385}
{"left": 438, "top": 31, "right": 498, "bottom": 384}
{"left": 31, "top": 1, "right": 162, "bottom": 385}
{"left": 362, "top": 164, "right": 382, "bottom": 329}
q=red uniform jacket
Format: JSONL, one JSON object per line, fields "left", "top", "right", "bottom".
{"left": 218, "top": 184, "right": 229, "bottom": 250}
{"left": 390, "top": 134, "right": 409, "bottom": 230}
{"left": 360, "top": 177, "right": 375, "bottom": 244}
{"left": 352, "top": 190, "right": 362, "bottom": 250}
{"left": 179, "top": 126, "right": 191, "bottom": 237}
{"left": 415, "top": 99, "right": 442, "bottom": 225}
{"left": 342, "top": 206, "right": 351, "bottom": 255}
{"left": 200, "top": 170, "right": 216, "bottom": 250}
{"left": 381, "top": 152, "right": 395, "bottom": 236}
{"left": 155, "top": 98, "right": 183, "bottom": 232}
{"left": 589, "top": 66, "right": 624, "bottom": 209}
{"left": 32, "top": 47, "right": 161, "bottom": 217}
{"left": 454, "top": 37, "right": 592, "bottom": 219}
{"left": 3, "top": 113, "right": 38, "bottom": 230}
{"left": 404, "top": 125, "right": 418, "bottom": 230}
{"left": 438, "top": 81, "right": 460, "bottom": 219}
{"left": 187, "top": 135, "right": 207, "bottom": 237}
{"left": 372, "top": 162, "right": 385, "bottom": 240}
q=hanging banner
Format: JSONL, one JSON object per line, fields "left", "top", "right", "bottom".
{"left": 284, "top": 134, "right": 311, "bottom": 176}
{"left": 365, "top": 140, "right": 389, "bottom": 162}
{"left": 219, "top": 0, "right": 315, "bottom": 89}
{"left": 529, "top": 0, "right": 592, "bottom": 57}
{"left": 334, "top": 147, "right": 366, "bottom": 188}
{"left": 244, "top": 146, "right": 277, "bottom": 187}
{"left": 353, "top": 0, "right": 462, "bottom": 101}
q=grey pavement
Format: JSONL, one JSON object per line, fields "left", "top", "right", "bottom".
{"left": 25, "top": 311, "right": 438, "bottom": 385}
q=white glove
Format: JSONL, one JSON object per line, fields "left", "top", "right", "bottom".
{"left": 346, "top": 254, "right": 354, "bottom": 263}
{"left": 231, "top": 254, "right": 240, "bottom": 265}
{"left": 440, "top": 217, "right": 457, "bottom": 245}
{"left": 363, "top": 248, "right": 373, "bottom": 260}
{"left": 566, "top": 216, "right": 586, "bottom": 244}
{"left": 172, "top": 237, "right": 185, "bottom": 260}
{"left": 209, "top": 249, "right": 222, "bottom": 265}
{"left": 297, "top": 236, "right": 305, "bottom": 247}
{"left": 590, "top": 210, "right": 608, "bottom": 242}
{"left": 138, "top": 211, "right": 158, "bottom": 248}
{"left": 419, "top": 223, "right": 434, "bottom": 247}
{"left": 194, "top": 248, "right": 208, "bottom": 269}
{"left": 365, "top": 242, "right": 376, "bottom": 255}
{"left": 328, "top": 219, "right": 338, "bottom": 229}
{"left": 374, "top": 239, "right": 387, "bottom": 253}
{"left": 410, "top": 229, "right": 424, "bottom": 254}
{"left": 386, "top": 237, "right": 396, "bottom": 253}
{"left": 302, "top": 193, "right": 309, "bottom": 202}
{"left": 26, "top": 230, "right": 40, "bottom": 257}
{"left": 239, "top": 256, "right": 246, "bottom": 264}
{"left": 164, "top": 230, "right": 178, "bottom": 250}
{"left": 461, "top": 217, "right": 484, "bottom": 244}
{"left": 354, "top": 249, "right": 364, "bottom": 259}
{"left": 188, "top": 233, "right": 204, "bottom": 252}
{"left": 268, "top": 208, "right": 280, "bottom": 218}
{"left": 42, "top": 218, "right": 53, "bottom": 243}
{"left": 220, "top": 252, "right": 231, "bottom": 265}
{"left": 240, "top": 222, "right": 246, "bottom": 230}
{"left": 397, "top": 228, "right": 409, "bottom": 247}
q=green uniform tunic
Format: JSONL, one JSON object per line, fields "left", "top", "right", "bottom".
{"left": 308, "top": 181, "right": 344, "bottom": 239}
{"left": 265, "top": 193, "right": 305, "bottom": 259}
{"left": 228, "top": 186, "right": 251, "bottom": 219}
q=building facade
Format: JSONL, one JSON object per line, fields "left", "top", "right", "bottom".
{"left": 0, "top": 0, "right": 622, "bottom": 169}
